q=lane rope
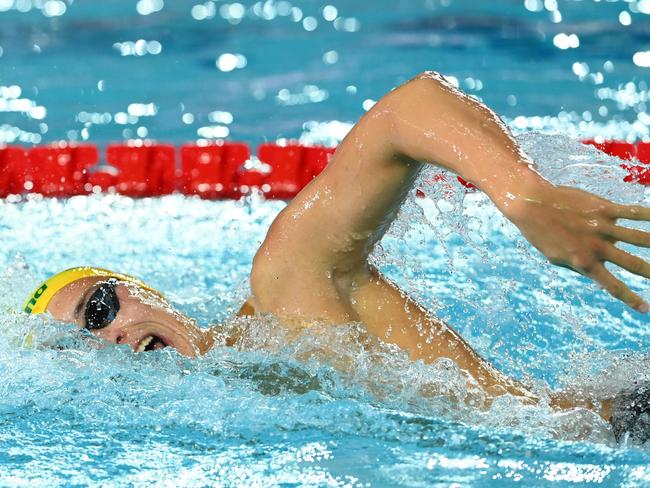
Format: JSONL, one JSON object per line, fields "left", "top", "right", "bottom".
{"left": 0, "top": 140, "right": 648, "bottom": 199}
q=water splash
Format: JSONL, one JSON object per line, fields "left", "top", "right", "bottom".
{"left": 375, "top": 131, "right": 649, "bottom": 422}
{"left": 1, "top": 133, "right": 650, "bottom": 485}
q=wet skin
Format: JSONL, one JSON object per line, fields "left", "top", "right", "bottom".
{"left": 42, "top": 72, "right": 650, "bottom": 421}
{"left": 44, "top": 273, "right": 613, "bottom": 420}
{"left": 46, "top": 276, "right": 214, "bottom": 358}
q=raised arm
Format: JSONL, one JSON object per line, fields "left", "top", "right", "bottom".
{"left": 390, "top": 72, "right": 650, "bottom": 312}
{"left": 253, "top": 71, "right": 650, "bottom": 314}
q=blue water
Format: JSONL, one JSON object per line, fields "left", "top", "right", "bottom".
{"left": 1, "top": 0, "right": 649, "bottom": 145}
{"left": 1, "top": 1, "right": 650, "bottom": 486}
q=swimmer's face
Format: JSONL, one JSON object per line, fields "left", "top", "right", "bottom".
{"left": 45, "top": 276, "right": 212, "bottom": 357}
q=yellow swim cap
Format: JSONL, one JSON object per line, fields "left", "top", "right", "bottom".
{"left": 23, "top": 266, "right": 162, "bottom": 315}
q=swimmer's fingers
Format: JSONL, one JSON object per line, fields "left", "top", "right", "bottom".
{"left": 609, "top": 204, "right": 650, "bottom": 222}
{"left": 605, "top": 246, "right": 650, "bottom": 280}
{"left": 605, "top": 225, "right": 650, "bottom": 248}
{"left": 587, "top": 263, "right": 648, "bottom": 313}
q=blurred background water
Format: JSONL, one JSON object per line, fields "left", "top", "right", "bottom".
{"left": 1, "top": 0, "right": 649, "bottom": 146}
{"left": 1, "top": 1, "right": 650, "bottom": 486}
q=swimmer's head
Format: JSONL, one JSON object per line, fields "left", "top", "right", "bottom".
{"left": 23, "top": 267, "right": 212, "bottom": 357}
{"left": 610, "top": 382, "right": 650, "bottom": 445}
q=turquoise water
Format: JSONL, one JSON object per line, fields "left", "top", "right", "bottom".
{"left": 1, "top": 1, "right": 650, "bottom": 486}
{"left": 1, "top": 0, "right": 649, "bottom": 145}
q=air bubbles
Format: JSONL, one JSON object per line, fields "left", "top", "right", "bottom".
{"left": 300, "top": 120, "right": 352, "bottom": 147}
{"left": 276, "top": 1, "right": 291, "bottom": 16}
{"left": 633, "top": 51, "right": 650, "bottom": 68}
{"left": 0, "top": 86, "right": 50, "bottom": 125}
{"left": 524, "top": 0, "right": 543, "bottom": 13}
{"left": 216, "top": 53, "right": 235, "bottom": 72}
{"left": 290, "top": 6, "right": 302, "bottom": 22}
{"left": 322, "top": 50, "right": 338, "bottom": 64}
{"left": 136, "top": 126, "right": 148, "bottom": 138}
{"left": 113, "top": 40, "right": 163, "bottom": 57}
{"left": 147, "top": 40, "right": 162, "bottom": 55}
{"left": 346, "top": 85, "right": 357, "bottom": 95}
{"left": 590, "top": 72, "right": 604, "bottom": 85}
{"left": 217, "top": 53, "right": 237, "bottom": 71}
{"left": 191, "top": 2, "right": 216, "bottom": 20}
{"left": 114, "top": 112, "right": 138, "bottom": 125}
{"left": 619, "top": 11, "right": 632, "bottom": 25}
{"left": 259, "top": 0, "right": 276, "bottom": 20}
{"left": 219, "top": 2, "right": 245, "bottom": 23}
{"left": 638, "top": 111, "right": 650, "bottom": 125}
{"left": 216, "top": 53, "right": 247, "bottom": 72}
{"left": 638, "top": 0, "right": 650, "bottom": 14}
{"left": 603, "top": 60, "right": 614, "bottom": 73}
{"left": 196, "top": 125, "right": 230, "bottom": 138}
{"left": 322, "top": 5, "right": 337, "bottom": 21}
{"left": 0, "top": 98, "right": 31, "bottom": 112}
{"left": 208, "top": 111, "right": 234, "bottom": 124}
{"left": 182, "top": 113, "right": 195, "bottom": 125}
{"left": 442, "top": 75, "right": 459, "bottom": 87}
{"left": 506, "top": 107, "right": 649, "bottom": 140}
{"left": 596, "top": 82, "right": 649, "bottom": 111}
{"left": 463, "top": 77, "right": 483, "bottom": 91}
{"left": 128, "top": 103, "right": 157, "bottom": 117}
{"left": 543, "top": 0, "right": 557, "bottom": 10}
{"left": 136, "top": 0, "right": 164, "bottom": 16}
{"left": 76, "top": 112, "right": 112, "bottom": 125}
{"left": 0, "top": 124, "right": 42, "bottom": 144}
{"left": 572, "top": 61, "right": 589, "bottom": 78}
{"left": 42, "top": 0, "right": 66, "bottom": 17}
{"left": 276, "top": 85, "right": 328, "bottom": 106}
{"left": 1, "top": 85, "right": 22, "bottom": 99}
{"left": 334, "top": 17, "right": 360, "bottom": 32}
{"left": 552, "top": 33, "right": 579, "bottom": 50}
{"left": 134, "top": 39, "right": 147, "bottom": 56}
{"left": 28, "top": 106, "right": 46, "bottom": 120}
{"left": 513, "top": 115, "right": 529, "bottom": 129}
{"left": 302, "top": 16, "right": 318, "bottom": 31}
{"left": 362, "top": 99, "right": 376, "bottom": 111}
{"left": 14, "top": 0, "right": 31, "bottom": 12}
{"left": 97, "top": 80, "right": 106, "bottom": 91}
{"left": 229, "top": 2, "right": 245, "bottom": 19}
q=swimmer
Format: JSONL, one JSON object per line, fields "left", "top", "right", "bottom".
{"left": 23, "top": 72, "right": 650, "bottom": 440}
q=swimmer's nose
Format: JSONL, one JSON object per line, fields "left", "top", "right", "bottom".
{"left": 94, "top": 325, "right": 128, "bottom": 346}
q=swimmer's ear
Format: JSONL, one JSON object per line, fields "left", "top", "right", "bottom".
{"left": 610, "top": 382, "right": 650, "bottom": 445}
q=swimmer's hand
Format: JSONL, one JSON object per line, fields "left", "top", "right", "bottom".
{"left": 501, "top": 176, "right": 650, "bottom": 313}
{"left": 381, "top": 72, "right": 650, "bottom": 312}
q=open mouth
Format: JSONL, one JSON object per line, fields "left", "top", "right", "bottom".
{"left": 135, "top": 335, "right": 168, "bottom": 353}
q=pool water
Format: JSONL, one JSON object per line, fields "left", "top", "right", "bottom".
{"left": 1, "top": 0, "right": 649, "bottom": 145}
{"left": 2, "top": 0, "right": 650, "bottom": 486}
